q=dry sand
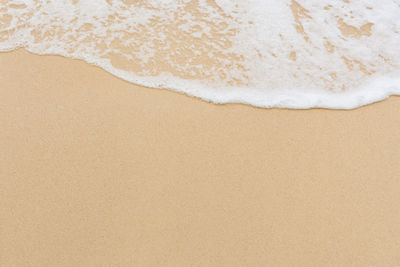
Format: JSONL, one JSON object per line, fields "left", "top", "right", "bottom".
{"left": 1, "top": 49, "right": 400, "bottom": 266}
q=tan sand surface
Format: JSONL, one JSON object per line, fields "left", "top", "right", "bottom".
{"left": 1, "top": 49, "right": 400, "bottom": 266}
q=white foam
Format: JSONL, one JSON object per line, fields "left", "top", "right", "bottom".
{"left": 1, "top": 0, "right": 399, "bottom": 109}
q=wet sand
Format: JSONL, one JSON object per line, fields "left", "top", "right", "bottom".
{"left": 1, "top": 49, "right": 400, "bottom": 266}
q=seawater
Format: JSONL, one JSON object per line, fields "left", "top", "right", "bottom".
{"left": 1, "top": 0, "right": 400, "bottom": 109}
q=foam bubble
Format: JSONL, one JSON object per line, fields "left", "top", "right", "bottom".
{"left": 1, "top": 0, "right": 399, "bottom": 109}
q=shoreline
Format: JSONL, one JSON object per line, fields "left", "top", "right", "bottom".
{"left": 4, "top": 49, "right": 399, "bottom": 110}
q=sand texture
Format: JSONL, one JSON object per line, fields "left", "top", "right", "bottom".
{"left": 1, "top": 49, "right": 400, "bottom": 266}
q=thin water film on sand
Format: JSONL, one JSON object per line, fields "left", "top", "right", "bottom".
{"left": 1, "top": 0, "right": 399, "bottom": 108}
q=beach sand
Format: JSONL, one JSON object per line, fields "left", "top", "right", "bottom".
{"left": 1, "top": 49, "right": 400, "bottom": 266}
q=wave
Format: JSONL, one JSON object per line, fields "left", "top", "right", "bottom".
{"left": 1, "top": 0, "right": 400, "bottom": 109}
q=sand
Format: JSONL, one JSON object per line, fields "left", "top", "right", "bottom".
{"left": 1, "top": 49, "right": 400, "bottom": 266}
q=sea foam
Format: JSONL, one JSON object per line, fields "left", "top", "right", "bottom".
{"left": 1, "top": 0, "right": 399, "bottom": 109}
